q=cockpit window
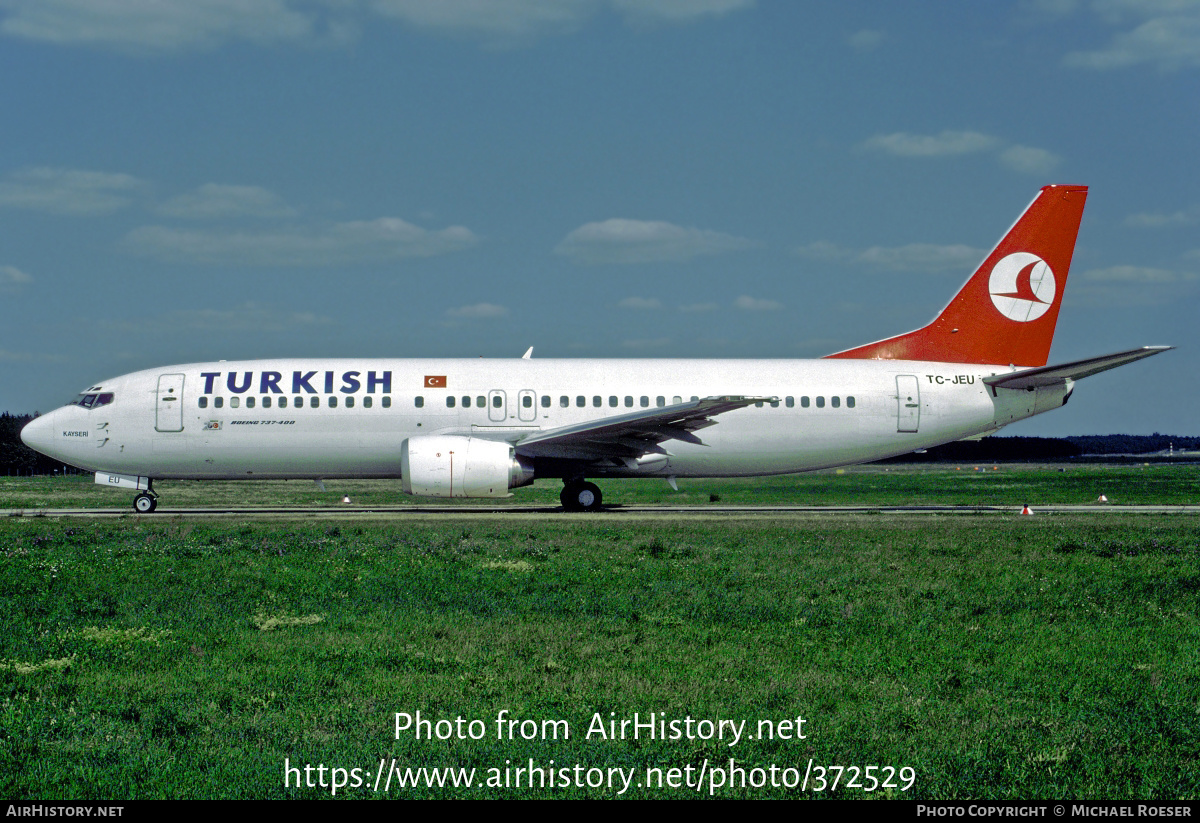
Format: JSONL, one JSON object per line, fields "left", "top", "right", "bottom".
{"left": 74, "top": 392, "right": 115, "bottom": 409}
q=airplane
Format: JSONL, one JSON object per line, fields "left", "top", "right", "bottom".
{"left": 20, "top": 184, "right": 1171, "bottom": 513}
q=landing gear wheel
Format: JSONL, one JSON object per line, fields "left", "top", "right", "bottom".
{"left": 561, "top": 481, "right": 603, "bottom": 512}
{"left": 133, "top": 493, "right": 158, "bottom": 514}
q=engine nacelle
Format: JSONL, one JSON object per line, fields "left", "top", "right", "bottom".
{"left": 401, "top": 435, "right": 535, "bottom": 498}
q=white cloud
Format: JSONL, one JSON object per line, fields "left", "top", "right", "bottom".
{"left": 618, "top": 296, "right": 662, "bottom": 309}
{"left": 621, "top": 337, "right": 671, "bottom": 349}
{"left": 1, "top": 265, "right": 33, "bottom": 286}
{"left": 123, "top": 217, "right": 478, "bottom": 265}
{"left": 555, "top": 218, "right": 756, "bottom": 264}
{"left": 733, "top": 295, "right": 782, "bottom": 311}
{"left": 1069, "top": 261, "right": 1198, "bottom": 306}
{"left": 157, "top": 184, "right": 297, "bottom": 219}
{"left": 371, "top": 0, "right": 754, "bottom": 46}
{"left": 445, "top": 302, "right": 509, "bottom": 318}
{"left": 791, "top": 241, "right": 852, "bottom": 262}
{"left": 860, "top": 130, "right": 1002, "bottom": 157}
{"left": 847, "top": 29, "right": 885, "bottom": 52}
{"left": 0, "top": 167, "right": 143, "bottom": 215}
{"left": 862, "top": 131, "right": 1061, "bottom": 176}
{"left": 611, "top": 0, "right": 755, "bottom": 27}
{"left": 999, "top": 145, "right": 1061, "bottom": 175}
{"left": 1062, "top": 2, "right": 1200, "bottom": 70}
{"left": 370, "top": 0, "right": 593, "bottom": 45}
{"left": 1125, "top": 208, "right": 1199, "bottom": 227}
{"left": 102, "top": 302, "right": 333, "bottom": 333}
{"left": 0, "top": 0, "right": 339, "bottom": 53}
{"left": 795, "top": 241, "right": 986, "bottom": 273}
{"left": 857, "top": 243, "right": 986, "bottom": 272}
{"left": 1081, "top": 265, "right": 1193, "bottom": 283}
{"left": 0, "top": 0, "right": 755, "bottom": 52}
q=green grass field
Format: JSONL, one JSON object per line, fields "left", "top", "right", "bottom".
{"left": 2, "top": 468, "right": 1198, "bottom": 798}
{"left": 2, "top": 462, "right": 1198, "bottom": 510}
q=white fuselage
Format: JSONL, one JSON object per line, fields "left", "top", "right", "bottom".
{"left": 23, "top": 357, "right": 1065, "bottom": 482}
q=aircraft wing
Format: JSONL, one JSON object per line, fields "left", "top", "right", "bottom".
{"left": 982, "top": 346, "right": 1173, "bottom": 390}
{"left": 514, "top": 396, "right": 772, "bottom": 460}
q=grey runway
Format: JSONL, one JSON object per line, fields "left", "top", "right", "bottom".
{"left": 6, "top": 504, "right": 1199, "bottom": 518}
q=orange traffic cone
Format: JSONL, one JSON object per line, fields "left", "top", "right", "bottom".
{"left": 1020, "top": 504, "right": 1034, "bottom": 515}
{"left": 1097, "top": 494, "right": 1108, "bottom": 503}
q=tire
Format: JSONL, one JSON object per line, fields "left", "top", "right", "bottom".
{"left": 134, "top": 493, "right": 157, "bottom": 513}
{"left": 561, "top": 481, "right": 603, "bottom": 512}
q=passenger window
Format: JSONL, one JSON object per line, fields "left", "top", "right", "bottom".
{"left": 382, "top": 397, "right": 391, "bottom": 408}
{"left": 672, "top": 396, "right": 682, "bottom": 405}
{"left": 293, "top": 397, "right": 302, "bottom": 409}
{"left": 541, "top": 395, "right": 551, "bottom": 408}
{"left": 346, "top": 397, "right": 355, "bottom": 408}
{"left": 447, "top": 396, "right": 456, "bottom": 408}
{"left": 364, "top": 397, "right": 373, "bottom": 408}
{"left": 463, "top": 396, "right": 471, "bottom": 408}
{"left": 847, "top": 396, "right": 855, "bottom": 408}
{"left": 263, "top": 397, "right": 272, "bottom": 409}
{"left": 247, "top": 397, "right": 255, "bottom": 409}
{"left": 816, "top": 396, "right": 825, "bottom": 408}
{"left": 576, "top": 396, "right": 585, "bottom": 407}
{"left": 560, "top": 396, "right": 569, "bottom": 408}
{"left": 786, "top": 396, "right": 794, "bottom": 408}
{"left": 832, "top": 396, "right": 840, "bottom": 408}
{"left": 593, "top": 396, "right": 601, "bottom": 407}
{"left": 215, "top": 397, "right": 224, "bottom": 409}
{"left": 656, "top": 396, "right": 665, "bottom": 407}
{"left": 770, "top": 399, "right": 779, "bottom": 408}
{"left": 231, "top": 397, "right": 240, "bottom": 409}
{"left": 492, "top": 395, "right": 502, "bottom": 408}
{"left": 415, "top": 396, "right": 424, "bottom": 408}
{"left": 310, "top": 396, "right": 319, "bottom": 408}
{"left": 609, "top": 396, "right": 618, "bottom": 407}
{"left": 329, "top": 396, "right": 338, "bottom": 408}
{"left": 754, "top": 401, "right": 763, "bottom": 408}
{"left": 522, "top": 396, "right": 532, "bottom": 408}
{"left": 690, "top": 396, "right": 699, "bottom": 402}
{"left": 640, "top": 396, "right": 649, "bottom": 407}
{"left": 476, "top": 396, "right": 485, "bottom": 408}
{"left": 625, "top": 396, "right": 633, "bottom": 407}
{"left": 199, "top": 397, "right": 208, "bottom": 409}
{"left": 801, "top": 396, "right": 810, "bottom": 408}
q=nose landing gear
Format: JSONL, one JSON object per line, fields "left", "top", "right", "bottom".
{"left": 561, "top": 480, "right": 603, "bottom": 512}
{"left": 133, "top": 491, "right": 158, "bottom": 513}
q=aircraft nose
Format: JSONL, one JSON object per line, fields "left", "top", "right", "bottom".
{"left": 20, "top": 413, "right": 56, "bottom": 456}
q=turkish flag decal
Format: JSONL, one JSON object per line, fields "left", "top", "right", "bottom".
{"left": 424, "top": 375, "right": 447, "bottom": 388}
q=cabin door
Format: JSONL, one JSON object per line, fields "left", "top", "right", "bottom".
{"left": 896, "top": 375, "right": 920, "bottom": 433}
{"left": 156, "top": 373, "right": 185, "bottom": 432}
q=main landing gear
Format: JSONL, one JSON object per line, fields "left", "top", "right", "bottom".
{"left": 561, "top": 480, "right": 603, "bottom": 512}
{"left": 133, "top": 491, "right": 158, "bottom": 513}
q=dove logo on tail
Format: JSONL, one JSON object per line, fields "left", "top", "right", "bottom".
{"left": 988, "top": 253, "right": 1055, "bottom": 322}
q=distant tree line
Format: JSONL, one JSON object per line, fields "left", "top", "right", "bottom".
{"left": 1064, "top": 434, "right": 1200, "bottom": 455}
{"left": 0, "top": 412, "right": 84, "bottom": 476}
{"left": 883, "top": 434, "right": 1200, "bottom": 463}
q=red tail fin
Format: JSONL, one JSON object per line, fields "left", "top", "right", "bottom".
{"left": 826, "top": 185, "right": 1088, "bottom": 367}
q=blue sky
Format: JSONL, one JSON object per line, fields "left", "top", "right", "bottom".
{"left": 1, "top": 0, "right": 1196, "bottom": 436}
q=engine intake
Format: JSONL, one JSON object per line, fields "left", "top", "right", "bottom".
{"left": 401, "top": 435, "right": 535, "bottom": 498}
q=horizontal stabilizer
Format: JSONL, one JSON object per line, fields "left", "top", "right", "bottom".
{"left": 982, "top": 346, "right": 1172, "bottom": 390}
